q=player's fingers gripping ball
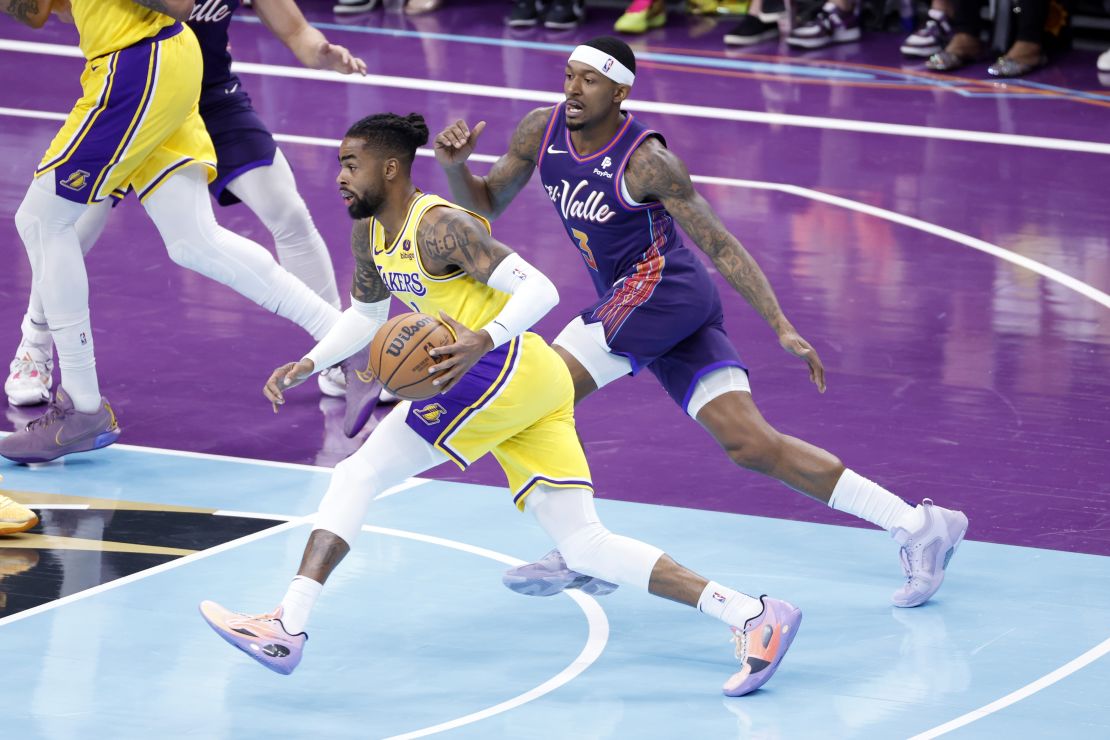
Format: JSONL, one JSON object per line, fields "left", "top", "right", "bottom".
{"left": 369, "top": 312, "right": 456, "bottom": 400}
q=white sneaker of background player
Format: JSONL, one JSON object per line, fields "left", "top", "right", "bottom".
{"left": 5, "top": 342, "right": 53, "bottom": 406}
{"left": 317, "top": 365, "right": 347, "bottom": 398}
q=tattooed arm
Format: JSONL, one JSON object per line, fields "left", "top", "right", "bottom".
{"left": 348, "top": 217, "right": 391, "bottom": 303}
{"left": 128, "top": 0, "right": 195, "bottom": 21}
{"left": 624, "top": 138, "right": 827, "bottom": 392}
{"left": 434, "top": 107, "right": 551, "bottom": 220}
{"left": 417, "top": 206, "right": 559, "bottom": 391}
{"left": 4, "top": 0, "right": 52, "bottom": 28}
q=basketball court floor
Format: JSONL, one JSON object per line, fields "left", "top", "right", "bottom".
{"left": 1, "top": 3, "right": 1108, "bottom": 738}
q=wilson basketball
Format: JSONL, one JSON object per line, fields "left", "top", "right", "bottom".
{"left": 369, "top": 312, "right": 456, "bottom": 401}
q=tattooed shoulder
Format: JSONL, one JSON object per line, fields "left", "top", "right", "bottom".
{"left": 624, "top": 136, "right": 694, "bottom": 204}
{"left": 511, "top": 106, "right": 555, "bottom": 162}
{"left": 417, "top": 206, "right": 506, "bottom": 282}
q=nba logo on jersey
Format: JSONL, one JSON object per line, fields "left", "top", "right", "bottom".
{"left": 603, "top": 58, "right": 614, "bottom": 73}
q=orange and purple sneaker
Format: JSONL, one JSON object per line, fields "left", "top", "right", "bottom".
{"left": 199, "top": 601, "right": 306, "bottom": 675}
{"left": 722, "top": 595, "right": 802, "bottom": 697}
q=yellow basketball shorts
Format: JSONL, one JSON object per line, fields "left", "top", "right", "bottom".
{"left": 403, "top": 332, "right": 593, "bottom": 510}
{"left": 35, "top": 23, "right": 216, "bottom": 204}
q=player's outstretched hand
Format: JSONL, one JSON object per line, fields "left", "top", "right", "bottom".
{"left": 264, "top": 359, "right": 316, "bottom": 412}
{"left": 434, "top": 119, "right": 486, "bottom": 169}
{"left": 779, "top": 330, "right": 826, "bottom": 393}
{"left": 426, "top": 312, "right": 493, "bottom": 393}
{"left": 317, "top": 42, "right": 367, "bottom": 76}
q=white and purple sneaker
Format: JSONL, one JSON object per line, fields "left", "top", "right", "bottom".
{"left": 891, "top": 499, "right": 969, "bottom": 608}
{"left": 900, "top": 9, "right": 953, "bottom": 57}
{"left": 786, "top": 2, "right": 860, "bottom": 49}
{"left": 502, "top": 549, "right": 619, "bottom": 597}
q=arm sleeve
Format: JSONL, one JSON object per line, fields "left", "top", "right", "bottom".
{"left": 303, "top": 298, "right": 390, "bottom": 372}
{"left": 479, "top": 252, "right": 559, "bottom": 349}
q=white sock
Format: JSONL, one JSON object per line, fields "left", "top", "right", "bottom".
{"left": 279, "top": 575, "right": 322, "bottom": 635}
{"left": 51, "top": 316, "right": 100, "bottom": 412}
{"left": 697, "top": 581, "right": 764, "bottom": 629}
{"left": 829, "top": 468, "right": 923, "bottom": 533}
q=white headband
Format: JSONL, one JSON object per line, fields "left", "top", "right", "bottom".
{"left": 568, "top": 45, "right": 635, "bottom": 87}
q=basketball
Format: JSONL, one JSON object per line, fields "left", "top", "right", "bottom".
{"left": 369, "top": 312, "right": 456, "bottom": 401}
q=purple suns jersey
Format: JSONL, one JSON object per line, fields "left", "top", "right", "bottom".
{"left": 537, "top": 104, "right": 688, "bottom": 296}
{"left": 187, "top": 0, "right": 241, "bottom": 102}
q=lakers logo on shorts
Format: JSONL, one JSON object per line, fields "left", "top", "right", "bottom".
{"left": 60, "top": 170, "right": 91, "bottom": 192}
{"left": 414, "top": 402, "right": 448, "bottom": 425}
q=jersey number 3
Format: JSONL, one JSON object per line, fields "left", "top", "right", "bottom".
{"left": 571, "top": 229, "right": 598, "bottom": 271}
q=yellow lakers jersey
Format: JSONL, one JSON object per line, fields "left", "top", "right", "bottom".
{"left": 371, "top": 194, "right": 510, "bottom": 331}
{"left": 72, "top": 0, "right": 174, "bottom": 60}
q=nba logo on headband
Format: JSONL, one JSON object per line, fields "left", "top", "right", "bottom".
{"left": 569, "top": 45, "right": 636, "bottom": 86}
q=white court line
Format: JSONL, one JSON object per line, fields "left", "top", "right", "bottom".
{"left": 2, "top": 39, "right": 1109, "bottom": 155}
{"left": 909, "top": 636, "right": 1110, "bottom": 739}
{"left": 6, "top": 104, "right": 1103, "bottom": 311}
{"left": 360, "top": 525, "right": 609, "bottom": 740}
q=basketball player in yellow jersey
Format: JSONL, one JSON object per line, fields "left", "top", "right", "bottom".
{"left": 199, "top": 113, "right": 803, "bottom": 698}
{"left": 1, "top": 0, "right": 349, "bottom": 464}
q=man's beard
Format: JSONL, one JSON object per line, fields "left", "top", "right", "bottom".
{"left": 347, "top": 192, "right": 382, "bottom": 219}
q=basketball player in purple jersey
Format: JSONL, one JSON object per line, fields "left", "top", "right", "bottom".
{"left": 4, "top": 1, "right": 382, "bottom": 439}
{"left": 435, "top": 36, "right": 969, "bottom": 609}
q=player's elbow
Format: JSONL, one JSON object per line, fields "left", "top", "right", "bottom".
{"left": 535, "top": 272, "right": 559, "bottom": 314}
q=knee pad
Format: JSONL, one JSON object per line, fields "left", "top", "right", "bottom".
{"left": 313, "top": 455, "right": 381, "bottom": 547}
{"left": 165, "top": 238, "right": 239, "bottom": 286}
{"left": 558, "top": 523, "right": 663, "bottom": 591}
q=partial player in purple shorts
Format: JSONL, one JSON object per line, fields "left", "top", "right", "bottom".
{"left": 4, "top": 1, "right": 382, "bottom": 442}
{"left": 436, "top": 34, "right": 969, "bottom": 625}
{"left": 201, "top": 92, "right": 278, "bottom": 206}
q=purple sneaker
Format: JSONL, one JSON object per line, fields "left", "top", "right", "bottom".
{"left": 502, "top": 549, "right": 619, "bottom": 597}
{"left": 900, "top": 8, "right": 953, "bottom": 57}
{"left": 786, "top": 1, "right": 860, "bottom": 49}
{"left": 0, "top": 386, "right": 120, "bottom": 464}
{"left": 723, "top": 596, "right": 802, "bottom": 697}
{"left": 199, "top": 601, "right": 306, "bottom": 675}
{"left": 891, "top": 499, "right": 969, "bottom": 608}
{"left": 341, "top": 344, "right": 381, "bottom": 438}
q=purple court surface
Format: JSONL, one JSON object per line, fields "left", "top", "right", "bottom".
{"left": 1, "top": 2, "right": 1108, "bottom": 555}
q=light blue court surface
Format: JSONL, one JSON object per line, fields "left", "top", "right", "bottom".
{"left": 2, "top": 445, "right": 1108, "bottom": 739}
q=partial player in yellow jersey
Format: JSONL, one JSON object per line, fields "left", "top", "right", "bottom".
{"left": 198, "top": 113, "right": 803, "bottom": 698}
{"left": 0, "top": 0, "right": 361, "bottom": 464}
